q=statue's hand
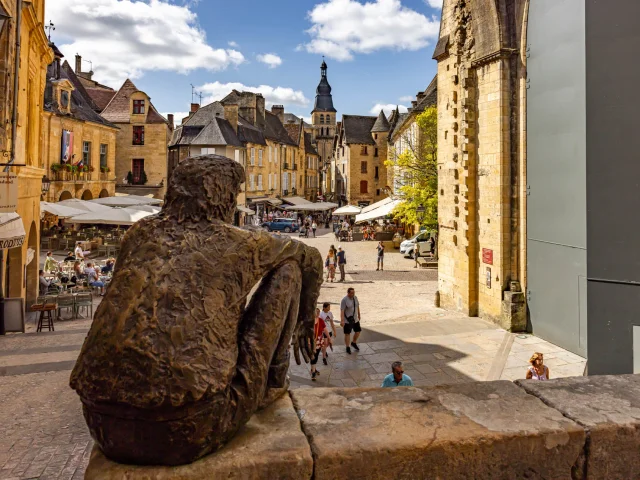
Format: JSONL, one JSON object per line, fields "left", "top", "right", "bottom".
{"left": 292, "top": 318, "right": 314, "bottom": 365}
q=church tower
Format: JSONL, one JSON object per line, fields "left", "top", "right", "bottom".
{"left": 311, "top": 59, "right": 337, "bottom": 197}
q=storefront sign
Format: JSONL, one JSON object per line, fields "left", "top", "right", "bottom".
{"left": 0, "top": 173, "right": 18, "bottom": 213}
{"left": 482, "top": 248, "right": 493, "bottom": 265}
{"left": 0, "top": 237, "right": 23, "bottom": 249}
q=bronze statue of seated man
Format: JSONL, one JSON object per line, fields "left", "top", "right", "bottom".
{"left": 70, "top": 155, "right": 322, "bottom": 466}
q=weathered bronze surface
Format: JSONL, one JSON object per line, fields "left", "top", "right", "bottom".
{"left": 70, "top": 155, "right": 322, "bottom": 466}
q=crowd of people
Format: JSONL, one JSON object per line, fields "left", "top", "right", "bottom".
{"left": 40, "top": 249, "right": 116, "bottom": 296}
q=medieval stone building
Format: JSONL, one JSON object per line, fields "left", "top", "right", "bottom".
{"left": 311, "top": 60, "right": 337, "bottom": 199}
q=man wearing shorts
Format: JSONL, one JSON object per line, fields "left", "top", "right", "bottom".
{"left": 340, "top": 287, "right": 361, "bottom": 354}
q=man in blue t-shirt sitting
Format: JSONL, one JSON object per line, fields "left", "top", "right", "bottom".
{"left": 381, "top": 361, "right": 414, "bottom": 387}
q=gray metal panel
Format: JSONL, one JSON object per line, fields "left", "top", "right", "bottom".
{"left": 528, "top": 241, "right": 586, "bottom": 356}
{"left": 527, "top": 0, "right": 587, "bottom": 357}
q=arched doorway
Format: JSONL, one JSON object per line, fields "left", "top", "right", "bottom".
{"left": 25, "top": 222, "right": 38, "bottom": 305}
{"left": 59, "top": 191, "right": 73, "bottom": 201}
{"left": 81, "top": 190, "right": 93, "bottom": 200}
{"left": 99, "top": 189, "right": 109, "bottom": 198}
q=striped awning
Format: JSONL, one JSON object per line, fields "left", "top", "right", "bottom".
{"left": 0, "top": 212, "right": 26, "bottom": 249}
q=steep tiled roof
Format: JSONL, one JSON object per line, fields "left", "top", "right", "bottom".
{"left": 238, "top": 116, "right": 267, "bottom": 146}
{"left": 101, "top": 78, "right": 167, "bottom": 124}
{"left": 371, "top": 110, "right": 390, "bottom": 132}
{"left": 170, "top": 102, "right": 243, "bottom": 147}
{"left": 43, "top": 61, "right": 117, "bottom": 129}
{"left": 85, "top": 88, "right": 116, "bottom": 112}
{"left": 283, "top": 113, "right": 312, "bottom": 128}
{"left": 264, "top": 111, "right": 296, "bottom": 145}
{"left": 284, "top": 123, "right": 301, "bottom": 145}
{"left": 342, "top": 115, "right": 376, "bottom": 145}
{"left": 304, "top": 132, "right": 319, "bottom": 156}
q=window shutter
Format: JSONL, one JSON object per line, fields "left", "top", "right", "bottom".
{"left": 259, "top": 150, "right": 263, "bottom": 166}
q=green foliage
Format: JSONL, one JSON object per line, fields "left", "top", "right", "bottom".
{"left": 141, "top": 170, "right": 148, "bottom": 185}
{"left": 127, "top": 171, "right": 134, "bottom": 184}
{"left": 385, "top": 106, "right": 438, "bottom": 229}
{"left": 50, "top": 163, "right": 62, "bottom": 173}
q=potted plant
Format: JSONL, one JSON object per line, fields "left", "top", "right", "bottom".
{"left": 100, "top": 166, "right": 111, "bottom": 173}
{"left": 88, "top": 165, "right": 95, "bottom": 172}
{"left": 141, "top": 170, "right": 148, "bottom": 185}
{"left": 50, "top": 163, "right": 62, "bottom": 173}
{"left": 63, "top": 163, "right": 72, "bottom": 172}
{"left": 127, "top": 171, "right": 134, "bottom": 185}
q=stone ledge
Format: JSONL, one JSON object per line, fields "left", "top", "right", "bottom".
{"left": 291, "top": 381, "right": 585, "bottom": 480}
{"left": 86, "top": 394, "right": 313, "bottom": 480}
{"left": 516, "top": 374, "right": 640, "bottom": 479}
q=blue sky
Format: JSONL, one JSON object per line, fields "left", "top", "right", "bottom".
{"left": 47, "top": 0, "right": 442, "bottom": 123}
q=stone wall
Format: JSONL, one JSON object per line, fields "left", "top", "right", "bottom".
{"left": 87, "top": 374, "right": 640, "bottom": 479}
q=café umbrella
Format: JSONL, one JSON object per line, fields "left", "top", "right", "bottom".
{"left": 57, "top": 199, "right": 113, "bottom": 213}
{"left": 69, "top": 207, "right": 155, "bottom": 226}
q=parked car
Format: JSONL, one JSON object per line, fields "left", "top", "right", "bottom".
{"left": 400, "top": 231, "right": 433, "bottom": 258}
{"left": 262, "top": 218, "right": 299, "bottom": 233}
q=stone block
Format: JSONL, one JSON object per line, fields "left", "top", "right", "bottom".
{"left": 516, "top": 374, "right": 640, "bottom": 479}
{"left": 291, "top": 382, "right": 585, "bottom": 480}
{"left": 85, "top": 394, "right": 313, "bottom": 480}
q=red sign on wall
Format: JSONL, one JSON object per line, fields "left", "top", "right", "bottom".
{"left": 482, "top": 248, "right": 493, "bottom": 265}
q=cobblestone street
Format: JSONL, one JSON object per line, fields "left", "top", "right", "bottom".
{"left": 0, "top": 228, "right": 586, "bottom": 478}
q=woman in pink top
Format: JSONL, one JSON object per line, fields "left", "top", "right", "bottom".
{"left": 526, "top": 352, "right": 550, "bottom": 380}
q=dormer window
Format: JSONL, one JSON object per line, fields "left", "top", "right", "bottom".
{"left": 60, "top": 90, "right": 70, "bottom": 110}
{"left": 133, "top": 99, "right": 145, "bottom": 114}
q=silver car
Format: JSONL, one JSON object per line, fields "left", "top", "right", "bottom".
{"left": 400, "top": 231, "right": 432, "bottom": 258}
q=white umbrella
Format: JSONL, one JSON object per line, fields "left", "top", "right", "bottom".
{"left": 40, "top": 202, "right": 85, "bottom": 218}
{"left": 127, "top": 205, "right": 162, "bottom": 214}
{"left": 332, "top": 205, "right": 361, "bottom": 215}
{"left": 90, "top": 196, "right": 162, "bottom": 207}
{"left": 284, "top": 202, "right": 339, "bottom": 211}
{"left": 355, "top": 199, "right": 402, "bottom": 224}
{"left": 70, "top": 207, "right": 154, "bottom": 226}
{"left": 57, "top": 199, "right": 113, "bottom": 213}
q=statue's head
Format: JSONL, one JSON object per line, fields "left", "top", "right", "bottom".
{"left": 163, "top": 155, "right": 245, "bottom": 223}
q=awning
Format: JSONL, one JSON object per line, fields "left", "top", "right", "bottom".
{"left": 285, "top": 202, "right": 338, "bottom": 211}
{"left": 360, "top": 197, "right": 395, "bottom": 214}
{"left": 41, "top": 201, "right": 85, "bottom": 219}
{"left": 0, "top": 212, "right": 26, "bottom": 249}
{"left": 90, "top": 196, "right": 162, "bottom": 207}
{"left": 267, "top": 198, "right": 283, "bottom": 206}
{"left": 332, "top": 205, "right": 362, "bottom": 215}
{"left": 70, "top": 207, "right": 154, "bottom": 226}
{"left": 237, "top": 205, "right": 256, "bottom": 215}
{"left": 355, "top": 199, "right": 401, "bottom": 223}
{"left": 127, "top": 205, "right": 162, "bottom": 214}
{"left": 281, "top": 196, "right": 312, "bottom": 206}
{"left": 57, "top": 199, "right": 113, "bottom": 213}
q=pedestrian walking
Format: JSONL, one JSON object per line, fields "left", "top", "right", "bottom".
{"left": 414, "top": 242, "right": 421, "bottom": 268}
{"left": 325, "top": 248, "right": 337, "bottom": 282}
{"left": 310, "top": 309, "right": 330, "bottom": 381}
{"left": 336, "top": 246, "right": 346, "bottom": 282}
{"left": 312, "top": 220, "right": 317, "bottom": 238}
{"left": 525, "top": 352, "right": 550, "bottom": 380}
{"left": 340, "top": 287, "right": 361, "bottom": 354}
{"left": 376, "top": 241, "right": 385, "bottom": 271}
{"left": 318, "top": 304, "right": 335, "bottom": 365}
{"left": 381, "top": 361, "right": 414, "bottom": 387}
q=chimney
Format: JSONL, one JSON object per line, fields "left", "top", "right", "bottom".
{"left": 224, "top": 103, "right": 239, "bottom": 133}
{"left": 75, "top": 54, "right": 82, "bottom": 74}
{"left": 271, "top": 105, "right": 284, "bottom": 123}
{"left": 256, "top": 94, "right": 266, "bottom": 127}
{"left": 190, "top": 103, "right": 200, "bottom": 113}
{"left": 167, "top": 114, "right": 174, "bottom": 130}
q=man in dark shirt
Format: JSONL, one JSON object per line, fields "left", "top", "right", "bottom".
{"left": 336, "top": 246, "right": 346, "bottom": 282}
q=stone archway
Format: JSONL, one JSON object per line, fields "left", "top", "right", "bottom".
{"left": 99, "top": 189, "right": 110, "bottom": 198}
{"left": 59, "top": 191, "right": 73, "bottom": 201}
{"left": 81, "top": 190, "right": 94, "bottom": 200}
{"left": 25, "top": 222, "right": 38, "bottom": 305}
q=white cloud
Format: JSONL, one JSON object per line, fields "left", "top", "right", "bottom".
{"left": 370, "top": 103, "right": 408, "bottom": 116}
{"left": 301, "top": 0, "right": 440, "bottom": 61}
{"left": 398, "top": 95, "right": 414, "bottom": 102}
{"left": 424, "top": 0, "right": 442, "bottom": 8}
{"left": 47, "top": 0, "right": 245, "bottom": 86}
{"left": 256, "top": 53, "right": 283, "bottom": 69}
{"left": 228, "top": 41, "right": 239, "bottom": 48}
{"left": 198, "top": 81, "right": 310, "bottom": 108}
{"left": 161, "top": 112, "right": 189, "bottom": 126}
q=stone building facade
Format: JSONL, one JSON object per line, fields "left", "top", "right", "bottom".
{"left": 433, "top": 0, "right": 528, "bottom": 330}
{"left": 41, "top": 51, "right": 117, "bottom": 203}
{"left": 310, "top": 60, "right": 337, "bottom": 199}
{"left": 0, "top": 0, "right": 53, "bottom": 308}
{"left": 333, "top": 113, "right": 389, "bottom": 207}
{"left": 284, "top": 119, "right": 320, "bottom": 202}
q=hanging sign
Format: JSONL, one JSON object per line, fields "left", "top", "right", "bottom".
{"left": 0, "top": 173, "right": 18, "bottom": 213}
{"left": 482, "top": 248, "right": 493, "bottom": 265}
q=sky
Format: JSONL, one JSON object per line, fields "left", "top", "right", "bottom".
{"left": 46, "top": 0, "right": 443, "bottom": 125}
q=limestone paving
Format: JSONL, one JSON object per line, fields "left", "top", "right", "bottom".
{"left": 0, "top": 228, "right": 585, "bottom": 478}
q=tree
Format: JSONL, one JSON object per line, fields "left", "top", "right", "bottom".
{"left": 385, "top": 106, "right": 438, "bottom": 231}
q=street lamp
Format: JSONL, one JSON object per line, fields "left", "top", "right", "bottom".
{"left": 416, "top": 204, "right": 426, "bottom": 223}
{"left": 41, "top": 175, "right": 51, "bottom": 196}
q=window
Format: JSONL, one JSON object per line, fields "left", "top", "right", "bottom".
{"left": 360, "top": 180, "right": 368, "bottom": 194}
{"left": 132, "top": 159, "right": 144, "bottom": 184}
{"left": 269, "top": 145, "right": 272, "bottom": 163}
{"left": 133, "top": 126, "right": 145, "bottom": 145}
{"left": 274, "top": 172, "right": 278, "bottom": 190}
{"left": 320, "top": 114, "right": 324, "bottom": 124}
{"left": 292, "top": 174, "right": 296, "bottom": 188}
{"left": 374, "top": 134, "right": 378, "bottom": 140}
{"left": 133, "top": 99, "right": 145, "bottom": 114}
{"left": 361, "top": 161, "right": 367, "bottom": 174}
{"left": 283, "top": 172, "right": 289, "bottom": 191}
{"left": 360, "top": 146, "right": 368, "bottom": 155}
{"left": 376, "top": 189, "right": 381, "bottom": 196}
{"left": 100, "top": 144, "right": 108, "bottom": 168}
{"left": 249, "top": 174, "right": 255, "bottom": 191}
{"left": 374, "top": 147, "right": 378, "bottom": 157}
{"left": 258, "top": 149, "right": 263, "bottom": 166}
{"left": 258, "top": 174, "right": 263, "bottom": 189}
{"left": 250, "top": 148, "right": 255, "bottom": 166}
{"left": 326, "top": 115, "right": 331, "bottom": 124}
{"left": 268, "top": 173, "right": 272, "bottom": 190}
{"left": 375, "top": 166, "right": 379, "bottom": 179}
{"left": 82, "top": 141, "right": 91, "bottom": 166}
{"left": 201, "top": 147, "right": 216, "bottom": 155}
{"left": 234, "top": 149, "right": 240, "bottom": 163}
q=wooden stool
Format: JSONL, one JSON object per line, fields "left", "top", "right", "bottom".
{"left": 32, "top": 303, "right": 57, "bottom": 332}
